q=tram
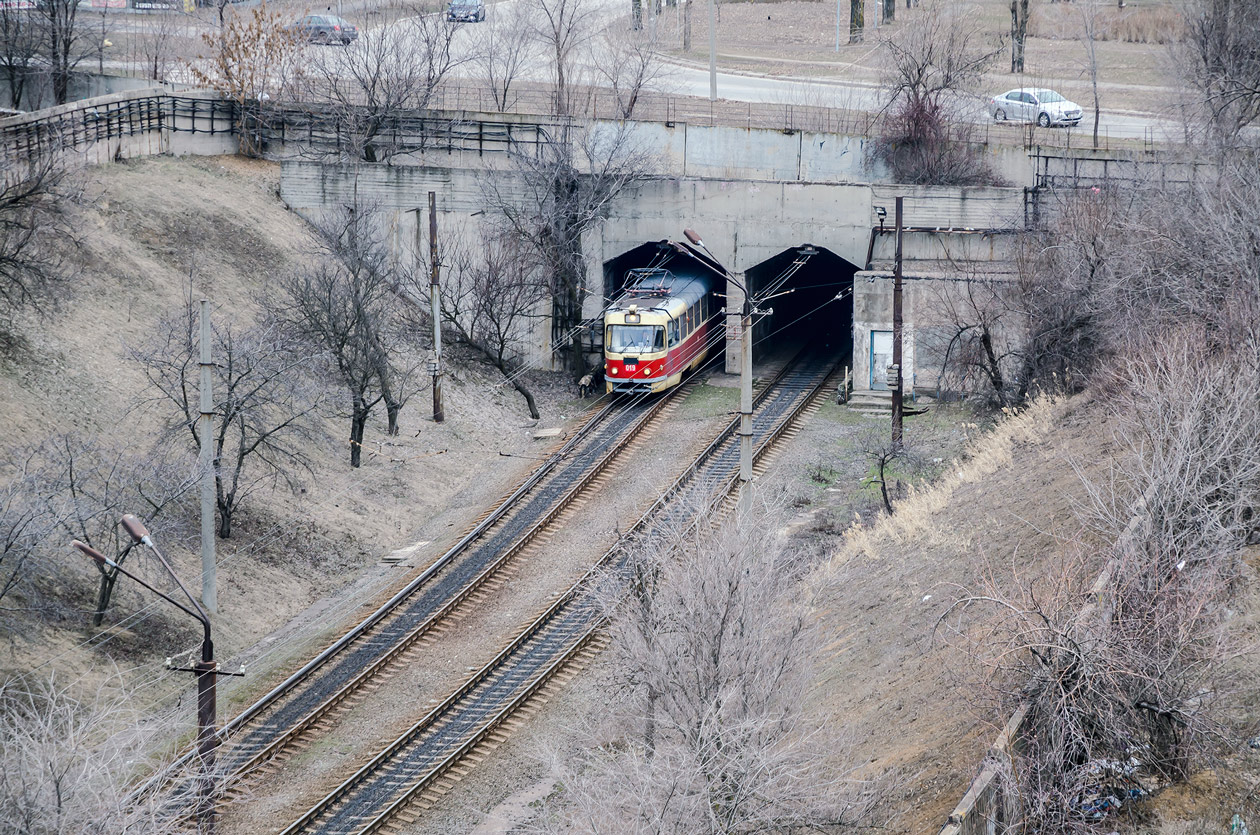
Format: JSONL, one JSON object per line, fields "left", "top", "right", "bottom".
{"left": 604, "top": 266, "right": 720, "bottom": 395}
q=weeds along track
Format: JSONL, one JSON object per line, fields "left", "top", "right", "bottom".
{"left": 144, "top": 384, "right": 694, "bottom": 810}
{"left": 279, "top": 349, "right": 840, "bottom": 835}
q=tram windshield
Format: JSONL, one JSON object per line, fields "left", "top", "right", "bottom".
{"left": 607, "top": 324, "right": 665, "bottom": 354}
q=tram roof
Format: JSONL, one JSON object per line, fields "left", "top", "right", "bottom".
{"left": 616, "top": 268, "right": 710, "bottom": 309}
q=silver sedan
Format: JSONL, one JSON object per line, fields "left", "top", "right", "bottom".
{"left": 990, "top": 88, "right": 1083, "bottom": 128}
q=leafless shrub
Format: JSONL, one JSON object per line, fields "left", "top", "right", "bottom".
{"left": 272, "top": 205, "right": 419, "bottom": 467}
{"left": 1030, "top": 3, "right": 1184, "bottom": 44}
{"left": 0, "top": 456, "right": 52, "bottom": 617}
{"left": 874, "top": 0, "right": 1005, "bottom": 186}
{"left": 129, "top": 295, "right": 324, "bottom": 538}
{"left": 539, "top": 497, "right": 884, "bottom": 832}
{"left": 0, "top": 671, "right": 179, "bottom": 834}
{"left": 939, "top": 336, "right": 1259, "bottom": 830}
{"left": 187, "top": 2, "right": 305, "bottom": 157}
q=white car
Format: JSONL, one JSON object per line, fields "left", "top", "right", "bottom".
{"left": 990, "top": 88, "right": 1083, "bottom": 128}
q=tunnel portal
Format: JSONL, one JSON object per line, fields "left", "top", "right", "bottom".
{"left": 599, "top": 240, "right": 858, "bottom": 377}
{"left": 742, "top": 245, "right": 858, "bottom": 367}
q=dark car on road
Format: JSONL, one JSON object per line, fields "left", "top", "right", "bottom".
{"left": 447, "top": 0, "right": 485, "bottom": 22}
{"left": 287, "top": 14, "right": 359, "bottom": 44}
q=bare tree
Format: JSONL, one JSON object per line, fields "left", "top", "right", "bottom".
{"left": 33, "top": 434, "right": 198, "bottom": 626}
{"left": 303, "top": 15, "right": 462, "bottom": 162}
{"left": 1180, "top": 0, "right": 1260, "bottom": 144}
{"left": 876, "top": 0, "right": 1004, "bottom": 185}
{"left": 481, "top": 122, "right": 653, "bottom": 373}
{"left": 471, "top": 1, "right": 533, "bottom": 113}
{"left": 187, "top": 3, "right": 305, "bottom": 157}
{"left": 33, "top": 0, "right": 88, "bottom": 105}
{"left": 0, "top": 672, "right": 178, "bottom": 834}
{"left": 543, "top": 500, "right": 884, "bottom": 832}
{"left": 134, "top": 10, "right": 187, "bottom": 83}
{"left": 130, "top": 297, "right": 324, "bottom": 538}
{"left": 0, "top": 3, "right": 41, "bottom": 110}
{"left": 273, "top": 206, "right": 417, "bottom": 467}
{"left": 849, "top": 0, "right": 864, "bottom": 44}
{"left": 0, "top": 146, "right": 77, "bottom": 340}
{"left": 437, "top": 229, "right": 548, "bottom": 418}
{"left": 1010, "top": 0, "right": 1029, "bottom": 73}
{"left": 591, "top": 27, "right": 669, "bottom": 119}
{"left": 527, "top": 0, "right": 600, "bottom": 117}
{"left": 858, "top": 425, "right": 910, "bottom": 514}
{"left": 1078, "top": 0, "right": 1103, "bottom": 147}
{"left": 927, "top": 268, "right": 1024, "bottom": 405}
{"left": 682, "top": 0, "right": 691, "bottom": 52}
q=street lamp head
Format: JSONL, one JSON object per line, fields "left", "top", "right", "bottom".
{"left": 72, "top": 540, "right": 114, "bottom": 568}
{"left": 683, "top": 228, "right": 704, "bottom": 247}
{"left": 120, "top": 514, "right": 151, "bottom": 546}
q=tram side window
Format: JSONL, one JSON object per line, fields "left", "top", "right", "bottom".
{"left": 668, "top": 319, "right": 680, "bottom": 346}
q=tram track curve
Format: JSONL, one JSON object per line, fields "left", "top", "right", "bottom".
{"left": 278, "top": 348, "right": 841, "bottom": 835}
{"left": 143, "top": 378, "right": 699, "bottom": 812}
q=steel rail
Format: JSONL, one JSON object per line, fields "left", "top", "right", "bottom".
{"left": 225, "top": 385, "right": 682, "bottom": 776}
{"left": 280, "top": 350, "right": 837, "bottom": 835}
{"left": 128, "top": 397, "right": 626, "bottom": 805}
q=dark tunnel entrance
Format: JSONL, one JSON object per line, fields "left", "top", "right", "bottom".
{"left": 743, "top": 245, "right": 857, "bottom": 366}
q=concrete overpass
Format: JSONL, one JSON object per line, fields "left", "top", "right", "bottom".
{"left": 280, "top": 156, "right": 1023, "bottom": 398}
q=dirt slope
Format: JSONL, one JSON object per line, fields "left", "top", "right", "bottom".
{"left": 0, "top": 156, "right": 579, "bottom": 737}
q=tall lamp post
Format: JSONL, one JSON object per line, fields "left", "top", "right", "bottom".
{"left": 684, "top": 229, "right": 753, "bottom": 509}
{"left": 73, "top": 515, "right": 228, "bottom": 835}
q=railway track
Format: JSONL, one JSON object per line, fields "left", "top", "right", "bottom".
{"left": 143, "top": 379, "right": 699, "bottom": 811}
{"left": 278, "top": 348, "right": 840, "bottom": 835}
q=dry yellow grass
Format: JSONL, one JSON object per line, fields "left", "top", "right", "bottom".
{"left": 832, "top": 394, "right": 1072, "bottom": 565}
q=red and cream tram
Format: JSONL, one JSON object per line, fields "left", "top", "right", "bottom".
{"left": 604, "top": 267, "right": 720, "bottom": 394}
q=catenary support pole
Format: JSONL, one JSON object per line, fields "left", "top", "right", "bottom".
{"left": 197, "top": 299, "right": 216, "bottom": 613}
{"left": 892, "top": 196, "right": 904, "bottom": 452}
{"left": 428, "top": 192, "right": 444, "bottom": 423}
{"left": 739, "top": 277, "right": 753, "bottom": 510}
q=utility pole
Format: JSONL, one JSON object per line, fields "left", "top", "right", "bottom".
{"left": 197, "top": 299, "right": 216, "bottom": 613}
{"left": 428, "top": 192, "right": 444, "bottom": 423}
{"left": 708, "top": 0, "right": 717, "bottom": 101}
{"left": 891, "top": 196, "right": 904, "bottom": 452}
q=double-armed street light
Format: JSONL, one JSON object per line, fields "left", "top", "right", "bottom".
{"left": 73, "top": 514, "right": 236, "bottom": 835}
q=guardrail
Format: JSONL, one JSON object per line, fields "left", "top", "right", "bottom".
{"left": 0, "top": 87, "right": 236, "bottom": 162}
